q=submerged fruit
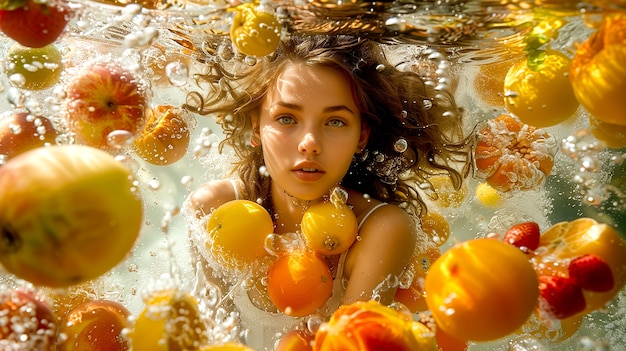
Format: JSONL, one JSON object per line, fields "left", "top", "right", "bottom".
{"left": 205, "top": 199, "right": 274, "bottom": 272}
{"left": 5, "top": 43, "right": 63, "bottom": 90}
{"left": 230, "top": 2, "right": 281, "bottom": 57}
{"left": 424, "top": 238, "right": 538, "bottom": 342}
{"left": 0, "top": 145, "right": 143, "bottom": 287}
{"left": 133, "top": 105, "right": 191, "bottom": 166}
{"left": 0, "top": 112, "right": 58, "bottom": 159}
{"left": 0, "top": 288, "right": 57, "bottom": 351}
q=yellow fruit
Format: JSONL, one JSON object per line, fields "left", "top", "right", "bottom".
{"left": 473, "top": 58, "right": 518, "bottom": 107}
{"left": 420, "top": 211, "right": 451, "bottom": 245}
{"left": 206, "top": 199, "right": 274, "bottom": 271}
{"left": 230, "top": 3, "right": 282, "bottom": 57}
{"left": 0, "top": 145, "right": 143, "bottom": 287}
{"left": 5, "top": 43, "right": 63, "bottom": 90}
{"left": 588, "top": 116, "right": 626, "bottom": 149}
{"left": 301, "top": 188, "right": 358, "bottom": 255}
{"left": 570, "top": 14, "right": 626, "bottom": 126}
{"left": 426, "top": 174, "right": 467, "bottom": 208}
{"left": 198, "top": 342, "right": 256, "bottom": 351}
{"left": 130, "top": 290, "right": 208, "bottom": 351}
{"left": 504, "top": 50, "right": 579, "bottom": 128}
{"left": 475, "top": 182, "right": 504, "bottom": 208}
{"left": 425, "top": 238, "right": 539, "bottom": 342}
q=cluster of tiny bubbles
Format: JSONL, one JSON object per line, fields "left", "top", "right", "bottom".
{"left": 114, "top": 154, "right": 141, "bottom": 175}
{"left": 107, "top": 129, "right": 136, "bottom": 149}
{"left": 6, "top": 87, "right": 26, "bottom": 108}
{"left": 507, "top": 335, "right": 549, "bottom": 351}
{"left": 560, "top": 129, "right": 612, "bottom": 207}
{"left": 193, "top": 127, "right": 220, "bottom": 158}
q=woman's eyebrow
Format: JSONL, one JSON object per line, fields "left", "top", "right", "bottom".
{"left": 272, "top": 102, "right": 356, "bottom": 115}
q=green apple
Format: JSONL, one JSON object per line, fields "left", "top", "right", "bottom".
{"left": 5, "top": 43, "right": 63, "bottom": 90}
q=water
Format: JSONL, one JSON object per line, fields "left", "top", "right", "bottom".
{"left": 0, "top": 0, "right": 625, "bottom": 350}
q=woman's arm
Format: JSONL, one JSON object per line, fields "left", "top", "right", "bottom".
{"left": 342, "top": 204, "right": 417, "bottom": 305}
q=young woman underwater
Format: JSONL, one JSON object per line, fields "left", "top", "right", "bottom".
{"left": 183, "top": 34, "right": 473, "bottom": 349}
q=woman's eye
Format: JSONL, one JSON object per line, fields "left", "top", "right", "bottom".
{"left": 328, "top": 119, "right": 346, "bottom": 127}
{"left": 277, "top": 116, "right": 295, "bottom": 124}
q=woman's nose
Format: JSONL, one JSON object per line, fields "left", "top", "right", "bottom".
{"left": 298, "top": 132, "right": 321, "bottom": 154}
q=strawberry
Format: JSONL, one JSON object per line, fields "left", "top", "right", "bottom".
{"left": 568, "top": 254, "right": 615, "bottom": 292}
{"left": 503, "top": 221, "right": 540, "bottom": 252}
{"left": 0, "top": 0, "right": 71, "bottom": 48}
{"left": 538, "top": 275, "right": 586, "bottom": 319}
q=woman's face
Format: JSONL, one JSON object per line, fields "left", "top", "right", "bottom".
{"left": 254, "top": 62, "right": 369, "bottom": 201}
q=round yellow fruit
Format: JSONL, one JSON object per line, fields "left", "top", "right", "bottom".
{"left": 5, "top": 43, "right": 63, "bottom": 91}
{"left": 230, "top": 3, "right": 282, "bottom": 57}
{"left": 301, "top": 200, "right": 358, "bottom": 256}
{"left": 0, "top": 145, "right": 143, "bottom": 287}
{"left": 475, "top": 182, "right": 504, "bottom": 208}
{"left": 206, "top": 200, "right": 274, "bottom": 271}
{"left": 570, "top": 15, "right": 626, "bottom": 126}
{"left": 425, "top": 238, "right": 538, "bottom": 342}
{"left": 130, "top": 290, "right": 208, "bottom": 351}
{"left": 504, "top": 50, "right": 579, "bottom": 128}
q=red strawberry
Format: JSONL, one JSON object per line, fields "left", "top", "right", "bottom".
{"left": 538, "top": 275, "right": 586, "bottom": 319}
{"left": 0, "top": 0, "right": 71, "bottom": 48}
{"left": 568, "top": 254, "right": 615, "bottom": 292}
{"left": 503, "top": 221, "right": 540, "bottom": 252}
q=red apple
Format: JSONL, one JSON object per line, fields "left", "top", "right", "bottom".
{"left": 0, "top": 288, "right": 57, "bottom": 350}
{"left": 0, "top": 112, "right": 58, "bottom": 159}
{"left": 57, "top": 299, "right": 131, "bottom": 351}
{"left": 64, "top": 62, "right": 148, "bottom": 150}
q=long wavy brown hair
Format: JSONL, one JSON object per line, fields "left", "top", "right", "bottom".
{"left": 184, "top": 34, "right": 473, "bottom": 218}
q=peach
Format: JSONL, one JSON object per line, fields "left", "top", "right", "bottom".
{"left": 0, "top": 112, "right": 58, "bottom": 159}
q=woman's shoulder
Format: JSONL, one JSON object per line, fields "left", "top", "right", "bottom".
{"left": 345, "top": 188, "right": 415, "bottom": 230}
{"left": 187, "top": 179, "right": 241, "bottom": 218}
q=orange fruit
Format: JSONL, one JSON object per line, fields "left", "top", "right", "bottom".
{"left": 473, "top": 58, "right": 518, "bottom": 107}
{"left": 57, "top": 299, "right": 131, "bottom": 351}
{"left": 266, "top": 250, "right": 333, "bottom": 317}
{"left": 426, "top": 174, "right": 467, "bottom": 208}
{"left": 420, "top": 210, "right": 451, "bottom": 245}
{"left": 534, "top": 218, "right": 626, "bottom": 314}
{"left": 424, "top": 238, "right": 539, "bottom": 342}
{"left": 570, "top": 15, "right": 626, "bottom": 126}
{"left": 314, "top": 300, "right": 437, "bottom": 351}
{"left": 474, "top": 114, "right": 557, "bottom": 193}
{"left": 133, "top": 105, "right": 191, "bottom": 166}
{"left": 504, "top": 50, "right": 579, "bottom": 128}
{"left": 301, "top": 189, "right": 358, "bottom": 255}
{"left": 434, "top": 326, "right": 468, "bottom": 351}
{"left": 205, "top": 199, "right": 274, "bottom": 272}
{"left": 129, "top": 290, "right": 208, "bottom": 351}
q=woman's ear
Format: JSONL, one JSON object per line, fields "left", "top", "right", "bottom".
{"left": 251, "top": 110, "right": 260, "bottom": 137}
{"left": 357, "top": 124, "right": 370, "bottom": 152}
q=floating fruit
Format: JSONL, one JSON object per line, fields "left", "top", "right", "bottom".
{"left": 129, "top": 290, "right": 208, "bottom": 351}
{"left": 0, "top": 0, "right": 71, "bottom": 48}
{"left": 57, "top": 299, "right": 131, "bottom": 351}
{"left": 301, "top": 188, "right": 358, "bottom": 255}
{"left": 0, "top": 288, "right": 57, "bottom": 351}
{"left": 133, "top": 105, "right": 191, "bottom": 166}
{"left": 205, "top": 199, "right": 274, "bottom": 272}
{"left": 533, "top": 218, "right": 626, "bottom": 314}
{"left": 266, "top": 250, "right": 333, "bottom": 317}
{"left": 276, "top": 329, "right": 315, "bottom": 351}
{"left": 474, "top": 181, "right": 503, "bottom": 208}
{"left": 504, "top": 50, "right": 579, "bottom": 128}
{"left": 475, "top": 114, "right": 557, "bottom": 193}
{"left": 503, "top": 221, "right": 541, "bottom": 253}
{"left": 0, "top": 112, "right": 58, "bottom": 159}
{"left": 426, "top": 174, "right": 467, "bottom": 208}
{"left": 64, "top": 62, "right": 148, "bottom": 149}
{"left": 420, "top": 210, "right": 451, "bottom": 245}
{"left": 314, "top": 300, "right": 437, "bottom": 351}
{"left": 537, "top": 275, "right": 586, "bottom": 319}
{"left": 424, "top": 238, "right": 538, "bottom": 341}
{"left": 0, "top": 145, "right": 143, "bottom": 287}
{"left": 588, "top": 116, "right": 626, "bottom": 149}
{"left": 230, "top": 2, "right": 282, "bottom": 57}
{"left": 5, "top": 43, "right": 63, "bottom": 90}
{"left": 570, "top": 14, "right": 626, "bottom": 126}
